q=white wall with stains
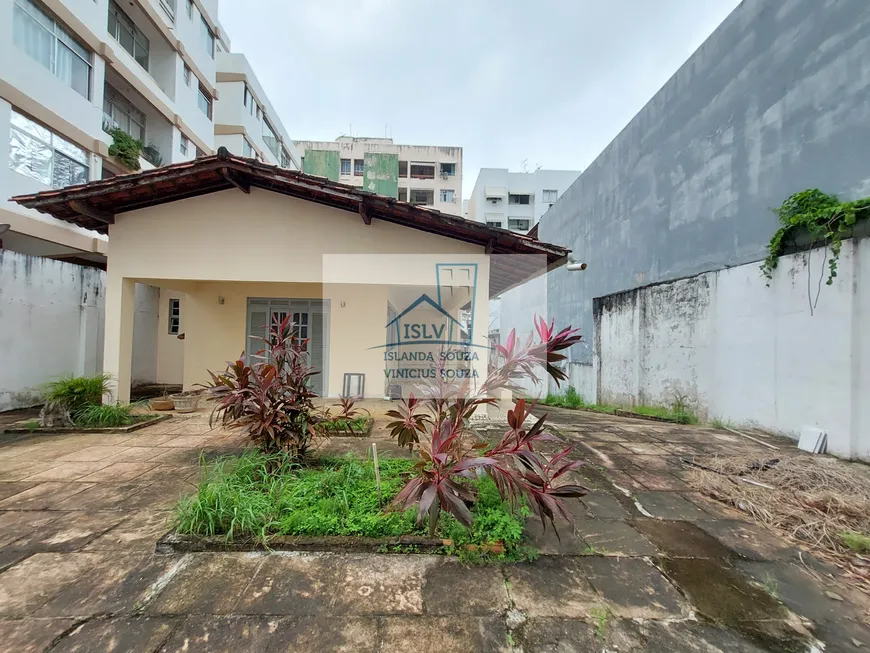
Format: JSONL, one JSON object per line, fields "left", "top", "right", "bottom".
{"left": 0, "top": 251, "right": 105, "bottom": 411}
{"left": 593, "top": 236, "right": 870, "bottom": 461}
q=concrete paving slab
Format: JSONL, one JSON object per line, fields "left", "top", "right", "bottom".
{"left": 0, "top": 617, "right": 77, "bottom": 653}
{"left": 25, "top": 461, "right": 115, "bottom": 482}
{"left": 580, "top": 491, "right": 630, "bottom": 519}
{"left": 277, "top": 616, "right": 379, "bottom": 652}
{"left": 51, "top": 617, "right": 178, "bottom": 652}
{"left": 422, "top": 560, "right": 509, "bottom": 615}
{"left": 0, "top": 482, "right": 37, "bottom": 501}
{"left": 505, "top": 558, "right": 598, "bottom": 618}
{"left": 0, "top": 482, "right": 95, "bottom": 510}
{"left": 78, "top": 462, "right": 160, "bottom": 483}
{"left": 573, "top": 520, "right": 657, "bottom": 556}
{"left": 516, "top": 618, "right": 598, "bottom": 652}
{"left": 380, "top": 616, "right": 508, "bottom": 653}
{"left": 633, "top": 491, "right": 713, "bottom": 520}
{"left": 83, "top": 510, "right": 174, "bottom": 552}
{"left": 0, "top": 552, "right": 103, "bottom": 616}
{"left": 697, "top": 520, "right": 799, "bottom": 561}
{"left": 0, "top": 510, "right": 62, "bottom": 547}
{"left": 159, "top": 616, "right": 290, "bottom": 652}
{"left": 631, "top": 519, "right": 735, "bottom": 559}
{"left": 576, "top": 557, "right": 685, "bottom": 618}
{"left": 337, "top": 554, "right": 437, "bottom": 615}
{"left": 150, "top": 553, "right": 264, "bottom": 615}
{"left": 57, "top": 446, "right": 134, "bottom": 462}
{"left": 6, "top": 510, "right": 125, "bottom": 552}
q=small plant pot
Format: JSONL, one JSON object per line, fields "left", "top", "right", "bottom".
{"left": 150, "top": 398, "right": 175, "bottom": 411}
{"left": 170, "top": 394, "right": 200, "bottom": 413}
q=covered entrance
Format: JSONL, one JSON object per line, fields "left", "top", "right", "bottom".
{"left": 246, "top": 298, "right": 330, "bottom": 396}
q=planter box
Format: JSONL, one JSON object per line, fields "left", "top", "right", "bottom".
{"left": 2, "top": 413, "right": 170, "bottom": 436}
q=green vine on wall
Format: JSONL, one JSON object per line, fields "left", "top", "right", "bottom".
{"left": 107, "top": 128, "right": 143, "bottom": 171}
{"left": 761, "top": 189, "right": 869, "bottom": 287}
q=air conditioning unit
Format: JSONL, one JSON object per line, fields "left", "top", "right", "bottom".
{"left": 489, "top": 198, "right": 499, "bottom": 204}
{"left": 440, "top": 173, "right": 450, "bottom": 179}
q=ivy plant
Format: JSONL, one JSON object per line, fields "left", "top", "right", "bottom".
{"left": 761, "top": 189, "right": 868, "bottom": 286}
{"left": 107, "top": 128, "right": 143, "bottom": 171}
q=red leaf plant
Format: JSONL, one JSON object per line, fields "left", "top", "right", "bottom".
{"left": 388, "top": 315, "right": 587, "bottom": 537}
{"left": 203, "top": 313, "right": 325, "bottom": 460}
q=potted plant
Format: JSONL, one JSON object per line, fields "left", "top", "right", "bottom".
{"left": 150, "top": 390, "right": 174, "bottom": 412}
{"left": 170, "top": 390, "right": 201, "bottom": 413}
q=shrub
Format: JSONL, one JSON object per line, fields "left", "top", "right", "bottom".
{"left": 107, "top": 128, "right": 142, "bottom": 170}
{"left": 204, "top": 314, "right": 324, "bottom": 460}
{"left": 43, "top": 374, "right": 110, "bottom": 414}
{"left": 74, "top": 402, "right": 135, "bottom": 428}
{"left": 387, "top": 316, "right": 588, "bottom": 537}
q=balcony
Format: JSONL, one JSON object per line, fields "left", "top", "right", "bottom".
{"left": 103, "top": 73, "right": 173, "bottom": 169}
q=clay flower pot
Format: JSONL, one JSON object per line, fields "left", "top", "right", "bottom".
{"left": 150, "top": 397, "right": 175, "bottom": 411}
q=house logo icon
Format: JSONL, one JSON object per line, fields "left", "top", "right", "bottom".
{"left": 384, "top": 293, "right": 466, "bottom": 348}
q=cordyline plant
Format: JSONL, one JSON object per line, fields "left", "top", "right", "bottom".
{"left": 203, "top": 314, "right": 324, "bottom": 460}
{"left": 387, "top": 316, "right": 588, "bottom": 537}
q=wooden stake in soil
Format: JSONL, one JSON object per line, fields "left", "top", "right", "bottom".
{"left": 372, "top": 443, "right": 383, "bottom": 507}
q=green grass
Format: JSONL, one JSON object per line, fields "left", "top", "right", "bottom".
{"left": 633, "top": 405, "right": 699, "bottom": 425}
{"left": 540, "top": 389, "right": 619, "bottom": 415}
{"left": 43, "top": 374, "right": 111, "bottom": 413}
{"left": 840, "top": 530, "right": 870, "bottom": 554}
{"left": 175, "top": 451, "right": 533, "bottom": 561}
{"left": 21, "top": 420, "right": 41, "bottom": 432}
{"left": 73, "top": 402, "right": 137, "bottom": 428}
{"left": 318, "top": 416, "right": 371, "bottom": 434}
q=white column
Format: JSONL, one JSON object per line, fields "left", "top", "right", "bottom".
{"left": 103, "top": 274, "right": 135, "bottom": 403}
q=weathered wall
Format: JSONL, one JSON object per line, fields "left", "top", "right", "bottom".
{"left": 363, "top": 152, "right": 399, "bottom": 198}
{"left": 594, "top": 237, "right": 870, "bottom": 460}
{"left": 131, "top": 284, "right": 158, "bottom": 384}
{"left": 302, "top": 150, "right": 340, "bottom": 181}
{"left": 542, "top": 0, "right": 870, "bottom": 396}
{"left": 0, "top": 251, "right": 105, "bottom": 411}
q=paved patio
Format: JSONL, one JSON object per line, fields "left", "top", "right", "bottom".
{"left": 0, "top": 405, "right": 868, "bottom": 652}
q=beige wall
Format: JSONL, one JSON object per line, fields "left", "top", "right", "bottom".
{"left": 104, "top": 188, "right": 490, "bottom": 401}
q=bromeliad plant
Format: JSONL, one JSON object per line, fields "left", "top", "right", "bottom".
{"left": 387, "top": 316, "right": 588, "bottom": 537}
{"left": 204, "top": 314, "right": 323, "bottom": 460}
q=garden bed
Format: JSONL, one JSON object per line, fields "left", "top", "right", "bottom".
{"left": 318, "top": 416, "right": 374, "bottom": 438}
{"left": 2, "top": 413, "right": 168, "bottom": 435}
{"left": 169, "top": 451, "right": 533, "bottom": 562}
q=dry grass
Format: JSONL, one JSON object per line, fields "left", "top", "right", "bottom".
{"left": 687, "top": 454, "right": 870, "bottom": 592}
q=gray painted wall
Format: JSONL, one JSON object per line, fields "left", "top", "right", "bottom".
{"left": 540, "top": 0, "right": 870, "bottom": 382}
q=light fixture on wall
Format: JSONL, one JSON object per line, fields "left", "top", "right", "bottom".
{"left": 217, "top": 296, "right": 225, "bottom": 305}
{"left": 566, "top": 255, "right": 587, "bottom": 272}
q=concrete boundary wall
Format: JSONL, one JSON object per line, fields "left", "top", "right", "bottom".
{"left": 0, "top": 251, "right": 105, "bottom": 411}
{"left": 593, "top": 237, "right": 870, "bottom": 460}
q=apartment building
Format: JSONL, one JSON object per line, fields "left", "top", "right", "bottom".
{"left": 214, "top": 52, "right": 299, "bottom": 169}
{"left": 466, "top": 168, "right": 581, "bottom": 234}
{"left": 294, "top": 137, "right": 463, "bottom": 215}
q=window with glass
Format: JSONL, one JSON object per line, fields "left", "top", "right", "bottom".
{"left": 168, "top": 298, "right": 181, "bottom": 335}
{"left": 440, "top": 162, "right": 456, "bottom": 176}
{"left": 103, "top": 85, "right": 146, "bottom": 142}
{"left": 12, "top": 0, "right": 92, "bottom": 99}
{"left": 409, "top": 189, "right": 434, "bottom": 206}
{"left": 197, "top": 84, "right": 212, "bottom": 119}
{"left": 244, "top": 85, "right": 253, "bottom": 113}
{"left": 508, "top": 193, "right": 531, "bottom": 205}
{"left": 440, "top": 189, "right": 455, "bottom": 203}
{"left": 486, "top": 220, "right": 502, "bottom": 229}
{"left": 542, "top": 189, "right": 559, "bottom": 202}
{"left": 508, "top": 218, "right": 531, "bottom": 231}
{"left": 108, "top": 0, "right": 149, "bottom": 69}
{"left": 340, "top": 158, "right": 351, "bottom": 176}
{"left": 200, "top": 16, "right": 214, "bottom": 58}
{"left": 398, "top": 187, "right": 408, "bottom": 201}
{"left": 262, "top": 120, "right": 280, "bottom": 158}
{"left": 281, "top": 148, "right": 292, "bottom": 168}
{"left": 183, "top": 64, "right": 192, "bottom": 87}
{"left": 410, "top": 162, "right": 435, "bottom": 179}
{"left": 9, "top": 110, "right": 89, "bottom": 189}
{"left": 159, "top": 0, "right": 175, "bottom": 21}
{"left": 180, "top": 134, "right": 188, "bottom": 155}
{"left": 186, "top": 0, "right": 193, "bottom": 19}
{"left": 398, "top": 160, "right": 408, "bottom": 177}
{"left": 353, "top": 159, "right": 364, "bottom": 176}
{"left": 242, "top": 138, "right": 254, "bottom": 158}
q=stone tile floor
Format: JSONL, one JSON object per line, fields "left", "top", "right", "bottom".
{"left": 0, "top": 405, "right": 867, "bottom": 651}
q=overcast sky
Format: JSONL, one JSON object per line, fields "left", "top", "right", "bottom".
{"left": 219, "top": 0, "right": 741, "bottom": 198}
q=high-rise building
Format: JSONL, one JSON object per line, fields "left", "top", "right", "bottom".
{"left": 294, "top": 137, "right": 463, "bottom": 215}
{"left": 466, "top": 168, "right": 581, "bottom": 235}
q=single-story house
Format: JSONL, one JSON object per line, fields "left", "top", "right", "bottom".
{"left": 14, "top": 149, "right": 569, "bottom": 401}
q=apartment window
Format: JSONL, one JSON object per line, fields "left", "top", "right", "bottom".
{"left": 256, "top": 106, "right": 262, "bottom": 121}
{"left": 508, "top": 193, "right": 531, "bottom": 205}
{"left": 103, "top": 85, "right": 146, "bottom": 142}
{"left": 398, "top": 160, "right": 408, "bottom": 177}
{"left": 200, "top": 16, "right": 214, "bottom": 58}
{"left": 197, "top": 84, "right": 212, "bottom": 119}
{"left": 410, "top": 162, "right": 435, "bottom": 179}
{"left": 243, "top": 85, "right": 253, "bottom": 113}
{"left": 542, "top": 189, "right": 559, "bottom": 202}
{"left": 108, "top": 0, "right": 150, "bottom": 70}
{"left": 9, "top": 110, "right": 89, "bottom": 188}
{"left": 262, "top": 119, "right": 280, "bottom": 158}
{"left": 186, "top": 0, "right": 193, "bottom": 19}
{"left": 509, "top": 218, "right": 531, "bottom": 231}
{"left": 353, "top": 159, "right": 364, "bottom": 176}
{"left": 398, "top": 187, "right": 407, "bottom": 202}
{"left": 439, "top": 189, "right": 455, "bottom": 203}
{"left": 183, "top": 64, "right": 192, "bottom": 87}
{"left": 486, "top": 221, "right": 502, "bottom": 229}
{"left": 340, "top": 158, "right": 351, "bottom": 176}
{"left": 440, "top": 162, "right": 456, "bottom": 177}
{"left": 159, "top": 0, "right": 175, "bottom": 21}
{"left": 242, "top": 138, "right": 254, "bottom": 158}
{"left": 180, "top": 134, "right": 188, "bottom": 155}
{"left": 168, "top": 298, "right": 181, "bottom": 335}
{"left": 281, "top": 148, "right": 292, "bottom": 168}
{"left": 12, "top": 0, "right": 92, "bottom": 99}
{"left": 409, "top": 189, "right": 434, "bottom": 206}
